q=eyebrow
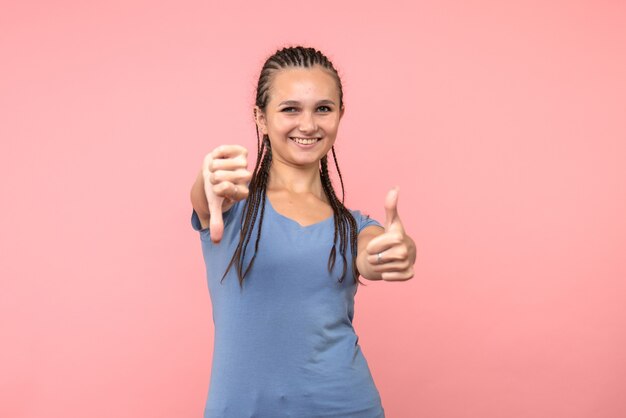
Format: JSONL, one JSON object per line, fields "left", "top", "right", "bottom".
{"left": 277, "top": 100, "right": 336, "bottom": 107}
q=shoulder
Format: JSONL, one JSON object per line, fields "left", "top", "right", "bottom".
{"left": 349, "top": 208, "right": 384, "bottom": 235}
{"left": 191, "top": 198, "right": 246, "bottom": 237}
{"left": 351, "top": 209, "right": 385, "bottom": 255}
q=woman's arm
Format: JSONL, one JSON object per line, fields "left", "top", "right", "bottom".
{"left": 190, "top": 169, "right": 210, "bottom": 220}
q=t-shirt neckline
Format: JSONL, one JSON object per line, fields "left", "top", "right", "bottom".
{"left": 264, "top": 194, "right": 334, "bottom": 229}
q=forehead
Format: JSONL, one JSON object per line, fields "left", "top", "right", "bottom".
{"left": 268, "top": 66, "right": 338, "bottom": 103}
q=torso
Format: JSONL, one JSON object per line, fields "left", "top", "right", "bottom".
{"left": 197, "top": 194, "right": 386, "bottom": 417}
{"left": 266, "top": 189, "right": 333, "bottom": 227}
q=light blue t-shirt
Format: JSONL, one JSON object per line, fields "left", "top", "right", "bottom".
{"left": 191, "top": 193, "right": 386, "bottom": 418}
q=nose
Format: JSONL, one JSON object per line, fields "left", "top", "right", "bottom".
{"left": 298, "top": 110, "right": 317, "bottom": 134}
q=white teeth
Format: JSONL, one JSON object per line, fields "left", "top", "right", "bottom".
{"left": 291, "top": 137, "right": 319, "bottom": 145}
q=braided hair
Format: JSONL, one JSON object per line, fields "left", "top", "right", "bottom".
{"left": 221, "top": 46, "right": 364, "bottom": 289}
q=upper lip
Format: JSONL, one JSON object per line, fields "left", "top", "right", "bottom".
{"left": 290, "top": 136, "right": 321, "bottom": 139}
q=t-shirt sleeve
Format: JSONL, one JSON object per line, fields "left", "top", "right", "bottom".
{"left": 191, "top": 208, "right": 206, "bottom": 232}
{"left": 190, "top": 201, "right": 240, "bottom": 233}
{"left": 351, "top": 209, "right": 384, "bottom": 234}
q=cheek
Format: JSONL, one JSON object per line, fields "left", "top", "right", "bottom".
{"left": 323, "top": 116, "right": 341, "bottom": 129}
{"left": 323, "top": 122, "right": 338, "bottom": 134}
{"left": 270, "top": 122, "right": 292, "bottom": 134}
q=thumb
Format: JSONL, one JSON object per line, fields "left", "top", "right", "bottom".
{"left": 208, "top": 195, "right": 225, "bottom": 244}
{"left": 384, "top": 186, "right": 400, "bottom": 230}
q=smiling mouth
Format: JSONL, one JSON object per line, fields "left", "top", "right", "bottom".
{"left": 290, "top": 137, "right": 321, "bottom": 145}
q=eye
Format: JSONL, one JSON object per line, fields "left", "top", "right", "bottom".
{"left": 318, "top": 106, "right": 332, "bottom": 112}
{"left": 281, "top": 107, "right": 297, "bottom": 112}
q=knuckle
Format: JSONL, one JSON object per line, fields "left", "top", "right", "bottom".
{"left": 213, "top": 171, "right": 225, "bottom": 184}
{"left": 216, "top": 182, "right": 229, "bottom": 194}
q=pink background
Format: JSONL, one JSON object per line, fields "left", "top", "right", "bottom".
{"left": 2, "top": 1, "right": 625, "bottom": 417}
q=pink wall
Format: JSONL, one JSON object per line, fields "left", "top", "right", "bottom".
{"left": 2, "top": 1, "right": 625, "bottom": 417}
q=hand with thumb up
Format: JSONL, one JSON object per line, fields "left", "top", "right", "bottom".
{"left": 364, "top": 186, "right": 417, "bottom": 281}
{"left": 202, "top": 144, "right": 252, "bottom": 244}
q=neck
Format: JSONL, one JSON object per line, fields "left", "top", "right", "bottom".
{"left": 267, "top": 159, "right": 323, "bottom": 197}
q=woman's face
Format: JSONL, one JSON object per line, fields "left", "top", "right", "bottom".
{"left": 255, "top": 66, "right": 344, "bottom": 168}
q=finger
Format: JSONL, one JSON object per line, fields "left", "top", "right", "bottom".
{"left": 209, "top": 168, "right": 253, "bottom": 185}
{"left": 384, "top": 186, "right": 400, "bottom": 230}
{"left": 213, "top": 180, "right": 248, "bottom": 200}
{"left": 366, "top": 231, "right": 404, "bottom": 256}
{"left": 367, "top": 245, "right": 408, "bottom": 266}
{"left": 208, "top": 194, "right": 225, "bottom": 244}
{"left": 370, "top": 260, "right": 411, "bottom": 273}
{"left": 229, "top": 183, "right": 249, "bottom": 200}
{"left": 226, "top": 182, "right": 248, "bottom": 201}
{"left": 211, "top": 144, "right": 249, "bottom": 160}
{"left": 209, "top": 154, "right": 249, "bottom": 172}
{"left": 203, "top": 147, "right": 243, "bottom": 173}
{"left": 381, "top": 270, "right": 414, "bottom": 281}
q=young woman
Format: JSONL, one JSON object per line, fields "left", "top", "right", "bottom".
{"left": 190, "top": 46, "right": 416, "bottom": 418}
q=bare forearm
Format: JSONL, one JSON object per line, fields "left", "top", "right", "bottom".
{"left": 190, "top": 169, "right": 210, "bottom": 218}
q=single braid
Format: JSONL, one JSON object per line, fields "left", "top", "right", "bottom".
{"left": 221, "top": 135, "right": 272, "bottom": 289}
{"left": 319, "top": 153, "right": 362, "bottom": 284}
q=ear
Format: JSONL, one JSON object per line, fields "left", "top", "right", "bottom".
{"left": 254, "top": 106, "right": 268, "bottom": 135}
{"left": 339, "top": 105, "right": 345, "bottom": 120}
